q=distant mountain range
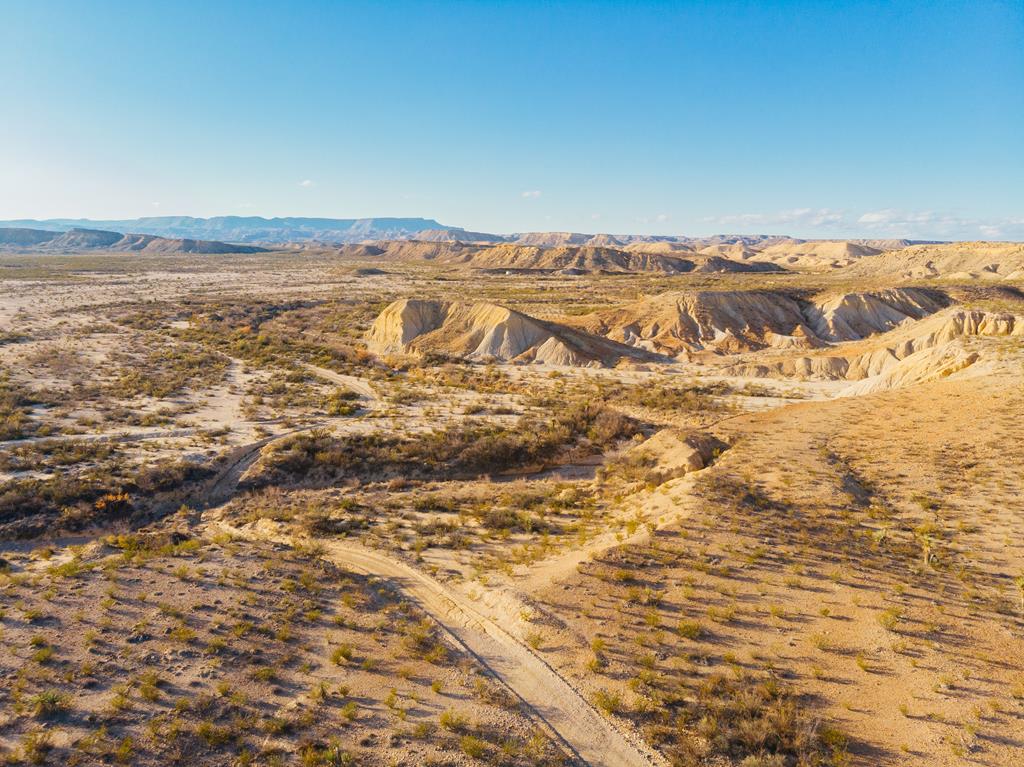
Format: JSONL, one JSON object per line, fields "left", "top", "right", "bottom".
{"left": 0, "top": 227, "right": 267, "bottom": 254}
{"left": 0, "top": 216, "right": 949, "bottom": 252}
{"left": 0, "top": 216, "right": 446, "bottom": 244}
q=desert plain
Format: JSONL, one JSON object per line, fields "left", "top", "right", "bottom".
{"left": 0, "top": 232, "right": 1022, "bottom": 767}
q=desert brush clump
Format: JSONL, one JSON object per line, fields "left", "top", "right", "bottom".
{"left": 251, "top": 399, "right": 642, "bottom": 487}
{"left": 0, "top": 532, "right": 563, "bottom": 765}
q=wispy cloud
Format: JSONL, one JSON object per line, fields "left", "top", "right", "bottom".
{"left": 702, "top": 207, "right": 1024, "bottom": 240}
{"left": 636, "top": 213, "right": 671, "bottom": 225}
{"left": 702, "top": 208, "right": 845, "bottom": 229}
{"left": 520, "top": 190, "right": 541, "bottom": 199}
{"left": 298, "top": 179, "right": 315, "bottom": 188}
{"left": 856, "top": 209, "right": 1024, "bottom": 239}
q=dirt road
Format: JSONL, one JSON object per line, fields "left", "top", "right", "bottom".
{"left": 210, "top": 519, "right": 666, "bottom": 767}
{"left": 302, "top": 363, "right": 378, "bottom": 401}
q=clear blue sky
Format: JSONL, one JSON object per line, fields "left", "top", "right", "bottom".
{"left": 2, "top": 1, "right": 1022, "bottom": 239}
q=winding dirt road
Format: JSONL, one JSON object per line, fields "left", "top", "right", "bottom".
{"left": 211, "top": 518, "right": 666, "bottom": 767}
{"left": 302, "top": 363, "right": 378, "bottom": 401}
{"left": 196, "top": 402, "right": 687, "bottom": 766}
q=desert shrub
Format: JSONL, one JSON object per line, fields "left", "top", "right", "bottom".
{"left": 594, "top": 688, "right": 623, "bottom": 714}
{"left": 255, "top": 400, "right": 641, "bottom": 486}
{"left": 439, "top": 708, "right": 469, "bottom": 732}
{"left": 30, "top": 690, "right": 70, "bottom": 719}
{"left": 108, "top": 344, "right": 228, "bottom": 399}
{"left": 0, "top": 373, "right": 43, "bottom": 440}
{"left": 132, "top": 458, "right": 210, "bottom": 494}
{"left": 659, "top": 673, "right": 848, "bottom": 766}
{"left": 324, "top": 387, "right": 359, "bottom": 415}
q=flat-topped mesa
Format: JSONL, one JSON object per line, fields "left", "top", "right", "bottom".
{"left": 365, "top": 298, "right": 650, "bottom": 367}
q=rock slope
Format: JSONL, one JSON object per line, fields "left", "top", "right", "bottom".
{"left": 575, "top": 287, "right": 947, "bottom": 356}
{"left": 845, "top": 241, "right": 1024, "bottom": 281}
{"left": 366, "top": 298, "right": 651, "bottom": 366}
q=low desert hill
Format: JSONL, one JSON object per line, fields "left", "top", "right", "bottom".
{"left": 508, "top": 232, "right": 786, "bottom": 249}
{"left": 337, "top": 240, "right": 481, "bottom": 261}
{"left": 844, "top": 241, "right": 1024, "bottom": 281}
{"left": 511, "top": 232, "right": 595, "bottom": 247}
{"left": 724, "top": 304, "right": 1024, "bottom": 391}
{"left": 339, "top": 240, "right": 784, "bottom": 275}
{"left": 442, "top": 244, "right": 697, "bottom": 274}
{"left": 621, "top": 241, "right": 697, "bottom": 254}
{"left": 366, "top": 298, "right": 650, "bottom": 366}
{"left": 574, "top": 287, "right": 949, "bottom": 356}
{"left": 0, "top": 227, "right": 268, "bottom": 254}
{"left": 688, "top": 239, "right": 889, "bottom": 270}
{"left": 412, "top": 228, "right": 508, "bottom": 243}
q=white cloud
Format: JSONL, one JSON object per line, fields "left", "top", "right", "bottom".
{"left": 702, "top": 208, "right": 845, "bottom": 229}
{"left": 520, "top": 190, "right": 541, "bottom": 199}
{"left": 299, "top": 179, "right": 314, "bottom": 188}
{"left": 151, "top": 201, "right": 160, "bottom": 208}
{"left": 702, "top": 207, "right": 1024, "bottom": 240}
{"left": 636, "top": 213, "right": 672, "bottom": 225}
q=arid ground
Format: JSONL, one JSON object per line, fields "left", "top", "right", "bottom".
{"left": 0, "top": 241, "right": 1022, "bottom": 766}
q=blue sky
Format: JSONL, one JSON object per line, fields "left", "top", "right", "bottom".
{"left": 2, "top": 1, "right": 1022, "bottom": 238}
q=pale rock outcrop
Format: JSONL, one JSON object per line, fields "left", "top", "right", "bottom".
{"left": 577, "top": 290, "right": 813, "bottom": 357}
{"left": 840, "top": 345, "right": 982, "bottom": 396}
{"left": 804, "top": 288, "right": 949, "bottom": 341}
{"left": 844, "top": 242, "right": 1024, "bottom": 281}
{"left": 576, "top": 288, "right": 949, "bottom": 357}
{"left": 366, "top": 298, "right": 649, "bottom": 367}
{"left": 727, "top": 308, "right": 1021, "bottom": 387}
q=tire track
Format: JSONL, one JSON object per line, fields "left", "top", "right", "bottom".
{"left": 209, "top": 519, "right": 666, "bottom": 767}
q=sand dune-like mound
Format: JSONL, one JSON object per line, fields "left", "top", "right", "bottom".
{"left": 366, "top": 298, "right": 650, "bottom": 367}
{"left": 845, "top": 242, "right": 1024, "bottom": 281}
